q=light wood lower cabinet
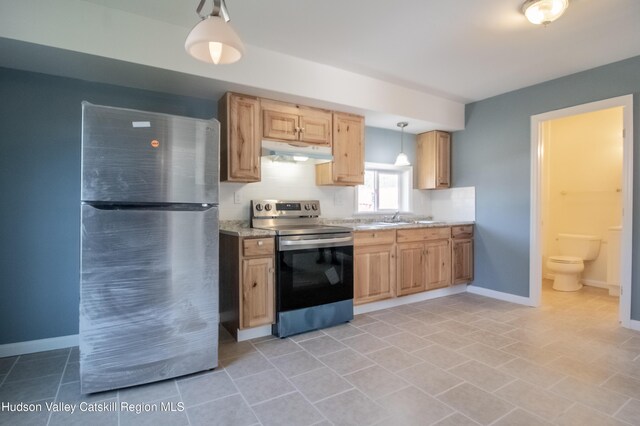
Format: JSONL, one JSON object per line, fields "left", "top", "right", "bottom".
{"left": 396, "top": 242, "right": 426, "bottom": 296}
{"left": 356, "top": 225, "right": 473, "bottom": 302}
{"left": 452, "top": 225, "right": 474, "bottom": 284}
{"left": 241, "top": 257, "right": 275, "bottom": 328}
{"left": 354, "top": 230, "right": 396, "bottom": 305}
{"left": 425, "top": 239, "right": 451, "bottom": 290}
{"left": 219, "top": 234, "right": 275, "bottom": 339}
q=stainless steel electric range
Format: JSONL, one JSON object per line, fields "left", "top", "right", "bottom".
{"left": 251, "top": 199, "right": 354, "bottom": 337}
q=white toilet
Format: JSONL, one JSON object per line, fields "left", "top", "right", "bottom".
{"left": 547, "top": 234, "right": 601, "bottom": 292}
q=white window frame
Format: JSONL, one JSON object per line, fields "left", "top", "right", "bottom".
{"left": 355, "top": 162, "right": 413, "bottom": 214}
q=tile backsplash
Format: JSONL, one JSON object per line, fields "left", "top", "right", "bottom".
{"left": 219, "top": 158, "right": 474, "bottom": 222}
{"left": 429, "top": 186, "right": 476, "bottom": 222}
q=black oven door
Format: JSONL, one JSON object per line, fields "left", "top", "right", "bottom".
{"left": 277, "top": 233, "right": 354, "bottom": 313}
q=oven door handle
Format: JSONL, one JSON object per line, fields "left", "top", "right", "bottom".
{"left": 279, "top": 235, "right": 353, "bottom": 251}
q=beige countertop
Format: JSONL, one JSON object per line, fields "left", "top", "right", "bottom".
{"left": 219, "top": 220, "right": 276, "bottom": 237}
{"left": 220, "top": 219, "right": 474, "bottom": 237}
{"left": 323, "top": 219, "right": 474, "bottom": 231}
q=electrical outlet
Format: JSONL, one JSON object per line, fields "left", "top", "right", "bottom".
{"left": 334, "top": 192, "right": 344, "bottom": 206}
{"left": 234, "top": 191, "right": 241, "bottom": 204}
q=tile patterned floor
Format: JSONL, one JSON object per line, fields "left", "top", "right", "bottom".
{"left": 1, "top": 281, "right": 639, "bottom": 425}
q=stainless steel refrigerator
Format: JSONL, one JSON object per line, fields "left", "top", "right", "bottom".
{"left": 79, "top": 102, "right": 219, "bottom": 394}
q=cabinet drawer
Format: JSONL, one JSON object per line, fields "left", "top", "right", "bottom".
{"left": 354, "top": 230, "right": 396, "bottom": 247}
{"left": 451, "top": 225, "right": 474, "bottom": 239}
{"left": 243, "top": 238, "right": 275, "bottom": 257}
{"left": 397, "top": 227, "right": 450, "bottom": 243}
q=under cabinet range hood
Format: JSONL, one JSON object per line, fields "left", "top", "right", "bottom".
{"left": 261, "top": 140, "right": 333, "bottom": 163}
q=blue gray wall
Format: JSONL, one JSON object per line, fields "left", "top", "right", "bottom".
{"left": 453, "top": 55, "right": 640, "bottom": 319}
{"left": 0, "top": 68, "right": 216, "bottom": 345}
{"left": 365, "top": 127, "right": 417, "bottom": 164}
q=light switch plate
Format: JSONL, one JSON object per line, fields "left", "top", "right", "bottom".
{"left": 234, "top": 191, "right": 241, "bottom": 204}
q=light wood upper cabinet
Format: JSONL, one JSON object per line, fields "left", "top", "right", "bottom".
{"left": 263, "top": 109, "right": 298, "bottom": 141}
{"left": 354, "top": 230, "right": 396, "bottom": 304}
{"left": 241, "top": 257, "right": 275, "bottom": 329}
{"left": 316, "top": 112, "right": 365, "bottom": 186}
{"left": 219, "top": 93, "right": 261, "bottom": 182}
{"left": 416, "top": 130, "right": 451, "bottom": 189}
{"left": 261, "top": 99, "right": 332, "bottom": 146}
{"left": 452, "top": 225, "right": 474, "bottom": 285}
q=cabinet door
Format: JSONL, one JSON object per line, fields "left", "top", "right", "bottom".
{"left": 332, "top": 113, "right": 364, "bottom": 185}
{"left": 354, "top": 244, "right": 395, "bottom": 304}
{"left": 226, "top": 94, "right": 261, "bottom": 182}
{"left": 263, "top": 110, "right": 299, "bottom": 141}
{"left": 425, "top": 239, "right": 451, "bottom": 290}
{"left": 436, "top": 131, "right": 451, "bottom": 188}
{"left": 241, "top": 257, "right": 274, "bottom": 329}
{"left": 452, "top": 239, "right": 474, "bottom": 284}
{"left": 396, "top": 243, "right": 425, "bottom": 296}
{"left": 299, "top": 111, "right": 332, "bottom": 145}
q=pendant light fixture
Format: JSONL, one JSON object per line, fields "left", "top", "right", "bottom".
{"left": 394, "top": 122, "right": 410, "bottom": 166}
{"left": 522, "top": 0, "right": 569, "bottom": 25}
{"left": 185, "top": 0, "right": 244, "bottom": 64}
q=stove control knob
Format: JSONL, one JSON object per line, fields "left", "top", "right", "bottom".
{"left": 264, "top": 204, "right": 272, "bottom": 211}
{"left": 304, "top": 204, "right": 311, "bottom": 211}
{"left": 255, "top": 204, "right": 263, "bottom": 212}
{"left": 311, "top": 204, "right": 318, "bottom": 211}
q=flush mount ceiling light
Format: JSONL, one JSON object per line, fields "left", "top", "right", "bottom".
{"left": 522, "top": 0, "right": 569, "bottom": 25}
{"left": 185, "top": 0, "right": 244, "bottom": 64}
{"left": 394, "top": 122, "right": 410, "bottom": 167}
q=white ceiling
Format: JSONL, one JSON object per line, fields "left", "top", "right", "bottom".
{"left": 80, "top": 0, "right": 640, "bottom": 103}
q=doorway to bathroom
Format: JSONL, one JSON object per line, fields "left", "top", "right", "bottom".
{"left": 529, "top": 95, "right": 634, "bottom": 328}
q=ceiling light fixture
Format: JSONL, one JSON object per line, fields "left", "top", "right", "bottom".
{"left": 185, "top": 0, "right": 244, "bottom": 64}
{"left": 394, "top": 122, "right": 410, "bottom": 167}
{"left": 522, "top": 0, "right": 569, "bottom": 25}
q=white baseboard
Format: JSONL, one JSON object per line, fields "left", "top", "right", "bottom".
{"left": 0, "top": 334, "right": 78, "bottom": 358}
{"left": 581, "top": 279, "right": 608, "bottom": 289}
{"left": 236, "top": 325, "right": 272, "bottom": 342}
{"left": 466, "top": 285, "right": 534, "bottom": 307}
{"left": 629, "top": 319, "right": 640, "bottom": 332}
{"left": 354, "top": 285, "right": 467, "bottom": 315}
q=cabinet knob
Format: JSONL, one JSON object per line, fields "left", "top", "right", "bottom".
{"left": 300, "top": 128, "right": 305, "bottom": 132}
{"left": 253, "top": 282, "right": 257, "bottom": 288}
{"left": 257, "top": 241, "right": 264, "bottom": 246}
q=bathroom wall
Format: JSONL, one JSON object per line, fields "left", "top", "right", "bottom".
{"left": 542, "top": 107, "right": 624, "bottom": 286}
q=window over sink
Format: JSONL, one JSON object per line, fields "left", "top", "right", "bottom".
{"left": 356, "top": 162, "right": 412, "bottom": 213}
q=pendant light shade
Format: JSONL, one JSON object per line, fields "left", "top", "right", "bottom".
{"left": 185, "top": 0, "right": 244, "bottom": 64}
{"left": 522, "top": 0, "right": 569, "bottom": 25}
{"left": 394, "top": 122, "right": 410, "bottom": 166}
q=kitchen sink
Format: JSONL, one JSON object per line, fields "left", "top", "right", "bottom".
{"left": 414, "top": 220, "right": 443, "bottom": 224}
{"left": 369, "top": 221, "right": 412, "bottom": 226}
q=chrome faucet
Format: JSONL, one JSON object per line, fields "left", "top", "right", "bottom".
{"left": 384, "top": 211, "right": 401, "bottom": 223}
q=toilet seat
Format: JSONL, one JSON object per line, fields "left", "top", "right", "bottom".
{"left": 548, "top": 256, "right": 582, "bottom": 264}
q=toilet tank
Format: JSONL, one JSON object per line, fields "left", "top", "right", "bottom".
{"left": 558, "top": 234, "right": 601, "bottom": 260}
